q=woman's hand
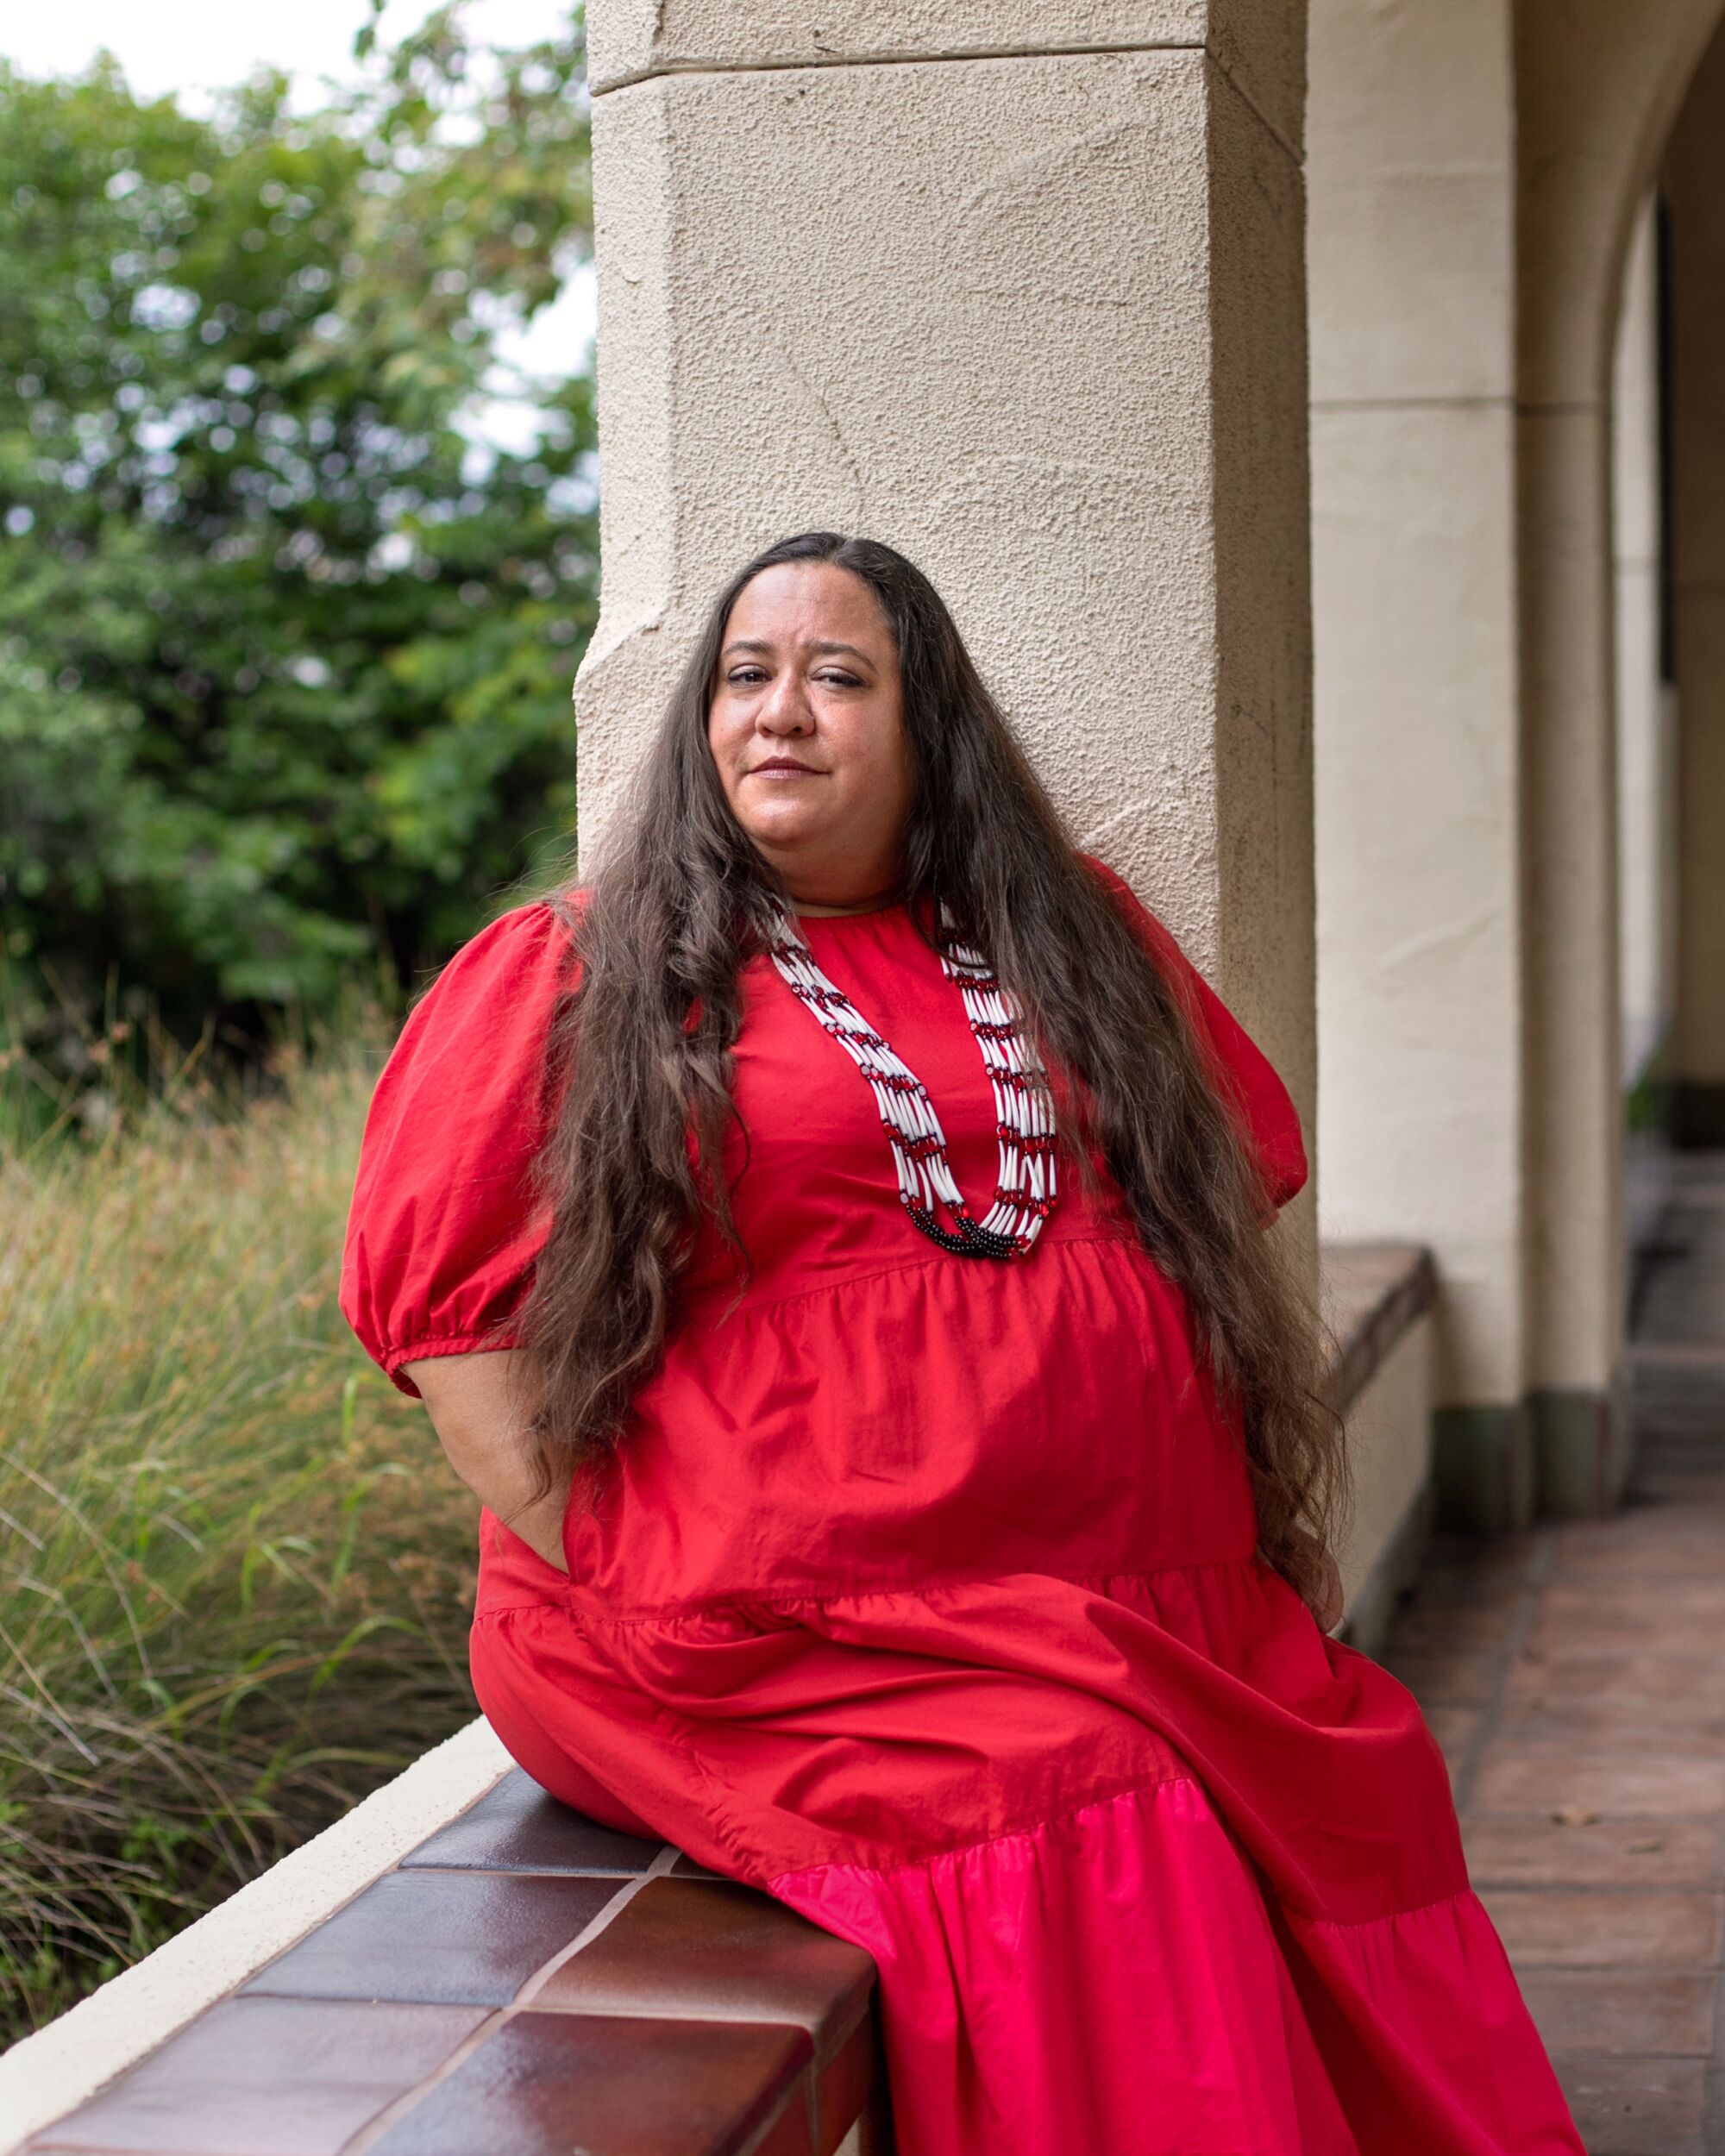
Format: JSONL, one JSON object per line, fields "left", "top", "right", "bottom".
{"left": 398, "top": 1348, "right": 570, "bottom": 1574}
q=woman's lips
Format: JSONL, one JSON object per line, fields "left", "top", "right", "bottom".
{"left": 749, "top": 761, "right": 822, "bottom": 776}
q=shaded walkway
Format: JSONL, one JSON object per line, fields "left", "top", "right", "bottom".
{"left": 1389, "top": 1153, "right": 1725, "bottom": 2155}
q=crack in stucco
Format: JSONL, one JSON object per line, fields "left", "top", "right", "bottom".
{"left": 781, "top": 352, "right": 870, "bottom": 519}
{"left": 1078, "top": 791, "right": 1194, "bottom": 837}
{"left": 593, "top": 38, "right": 1208, "bottom": 99}
{"left": 591, "top": 41, "right": 1301, "bottom": 165}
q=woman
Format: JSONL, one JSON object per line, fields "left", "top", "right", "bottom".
{"left": 341, "top": 532, "right": 1581, "bottom": 2155}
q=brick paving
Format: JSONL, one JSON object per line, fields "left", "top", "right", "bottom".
{"left": 1388, "top": 1153, "right": 1725, "bottom": 2155}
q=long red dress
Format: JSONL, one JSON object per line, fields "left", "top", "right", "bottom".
{"left": 340, "top": 862, "right": 1582, "bottom": 2156}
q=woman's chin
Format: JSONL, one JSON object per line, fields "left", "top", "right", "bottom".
{"left": 737, "top": 811, "right": 835, "bottom": 862}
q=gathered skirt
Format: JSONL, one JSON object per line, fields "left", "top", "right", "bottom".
{"left": 471, "top": 1521, "right": 1583, "bottom": 2156}
{"left": 771, "top": 1776, "right": 1575, "bottom": 2155}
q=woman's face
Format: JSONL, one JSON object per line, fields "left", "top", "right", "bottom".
{"left": 707, "top": 561, "right": 917, "bottom": 910}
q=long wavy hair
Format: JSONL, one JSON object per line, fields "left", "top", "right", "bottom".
{"left": 512, "top": 531, "right": 1342, "bottom": 1604}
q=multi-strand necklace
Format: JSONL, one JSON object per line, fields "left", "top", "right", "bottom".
{"left": 764, "top": 899, "right": 1058, "bottom": 1259}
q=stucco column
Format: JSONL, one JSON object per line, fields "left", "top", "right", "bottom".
{"left": 1665, "top": 24, "right": 1725, "bottom": 1144}
{"left": 1308, "top": 0, "right": 1534, "bottom": 1530}
{"left": 1612, "top": 197, "right": 1680, "bottom": 1245}
{"left": 1613, "top": 197, "right": 1676, "bottom": 1101}
{"left": 575, "top": 6, "right": 1317, "bottom": 1196}
{"left": 1513, "top": 0, "right": 1722, "bottom": 1511}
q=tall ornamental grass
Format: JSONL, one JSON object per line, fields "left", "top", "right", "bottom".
{"left": 0, "top": 1031, "right": 478, "bottom": 2042}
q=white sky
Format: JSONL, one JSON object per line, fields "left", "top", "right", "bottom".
{"left": 0, "top": 0, "right": 599, "bottom": 407}
{"left": 1, "top": 0, "right": 566, "bottom": 116}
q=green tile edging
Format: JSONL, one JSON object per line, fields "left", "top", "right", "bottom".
{"left": 1433, "top": 1370, "right": 1632, "bottom": 1534}
{"left": 1432, "top": 1401, "right": 1535, "bottom": 1536}
{"left": 1530, "top": 1373, "right": 1633, "bottom": 1520}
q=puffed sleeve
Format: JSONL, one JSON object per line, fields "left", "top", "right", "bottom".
{"left": 340, "top": 899, "right": 579, "bottom": 1395}
{"left": 1081, "top": 855, "right": 1308, "bottom": 1213}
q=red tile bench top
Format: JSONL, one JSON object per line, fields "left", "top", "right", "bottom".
{"left": 24, "top": 1770, "right": 886, "bottom": 2156}
{"left": 20, "top": 1241, "right": 1431, "bottom": 2156}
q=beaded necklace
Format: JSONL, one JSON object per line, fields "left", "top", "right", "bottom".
{"left": 764, "top": 899, "right": 1058, "bottom": 1259}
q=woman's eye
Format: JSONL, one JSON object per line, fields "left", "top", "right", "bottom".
{"left": 726, "top": 667, "right": 768, "bottom": 686}
{"left": 814, "top": 670, "right": 861, "bottom": 688}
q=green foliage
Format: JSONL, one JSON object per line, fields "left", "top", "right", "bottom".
{"left": 0, "top": 9, "right": 594, "bottom": 1054}
{"left": 0, "top": 1028, "right": 478, "bottom": 2039}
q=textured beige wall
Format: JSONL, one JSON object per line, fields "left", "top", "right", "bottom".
{"left": 1612, "top": 197, "right": 1678, "bottom": 1087}
{"left": 1515, "top": 0, "right": 1724, "bottom": 1392}
{"left": 1308, "top": 0, "right": 1526, "bottom": 1407}
{"left": 1665, "top": 22, "right": 1725, "bottom": 1085}
{"left": 577, "top": 11, "right": 1315, "bottom": 1132}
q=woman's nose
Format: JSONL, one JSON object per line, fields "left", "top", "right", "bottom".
{"left": 758, "top": 674, "right": 813, "bottom": 732}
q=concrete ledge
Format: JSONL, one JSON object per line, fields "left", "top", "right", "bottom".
{"left": 1320, "top": 1243, "right": 1438, "bottom": 1659}
{"left": 1318, "top": 1241, "right": 1437, "bottom": 1419}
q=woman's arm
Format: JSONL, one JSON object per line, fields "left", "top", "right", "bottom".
{"left": 399, "top": 1349, "right": 569, "bottom": 1572}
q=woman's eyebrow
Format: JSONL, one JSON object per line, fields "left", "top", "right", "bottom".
{"left": 719, "top": 637, "right": 875, "bottom": 664}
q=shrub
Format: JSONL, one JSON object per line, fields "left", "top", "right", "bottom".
{"left": 0, "top": 10, "right": 595, "bottom": 1057}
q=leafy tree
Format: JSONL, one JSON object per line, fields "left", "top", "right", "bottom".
{"left": 0, "top": 7, "right": 594, "bottom": 1061}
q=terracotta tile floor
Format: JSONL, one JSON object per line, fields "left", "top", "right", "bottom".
{"left": 1387, "top": 1155, "right": 1725, "bottom": 2155}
